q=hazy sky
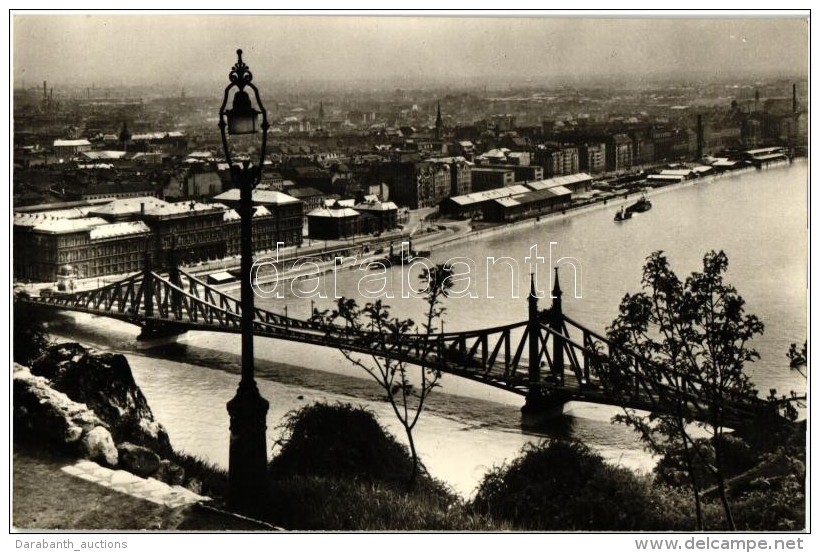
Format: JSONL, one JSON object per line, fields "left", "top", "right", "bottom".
{"left": 13, "top": 14, "right": 809, "bottom": 89}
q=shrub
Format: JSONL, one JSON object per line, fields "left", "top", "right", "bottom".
{"left": 269, "top": 402, "right": 446, "bottom": 497}
{"left": 263, "top": 402, "right": 499, "bottom": 529}
{"left": 470, "top": 440, "right": 674, "bottom": 530}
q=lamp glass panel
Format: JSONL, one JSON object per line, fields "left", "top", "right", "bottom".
{"left": 227, "top": 112, "right": 257, "bottom": 135}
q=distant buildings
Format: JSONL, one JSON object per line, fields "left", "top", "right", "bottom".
{"left": 307, "top": 203, "right": 361, "bottom": 240}
{"left": 471, "top": 167, "right": 515, "bottom": 191}
{"left": 607, "top": 134, "right": 633, "bottom": 173}
{"left": 533, "top": 145, "right": 580, "bottom": 178}
{"left": 287, "top": 187, "right": 327, "bottom": 228}
{"left": 53, "top": 139, "right": 91, "bottom": 159}
{"left": 14, "top": 193, "right": 303, "bottom": 281}
{"left": 579, "top": 143, "right": 606, "bottom": 174}
{"left": 442, "top": 173, "right": 591, "bottom": 221}
{"left": 212, "top": 188, "right": 303, "bottom": 247}
{"left": 12, "top": 79, "right": 808, "bottom": 284}
{"left": 354, "top": 198, "right": 399, "bottom": 235}
{"left": 379, "top": 160, "right": 451, "bottom": 209}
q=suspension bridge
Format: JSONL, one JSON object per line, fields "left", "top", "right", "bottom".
{"left": 18, "top": 257, "right": 783, "bottom": 429}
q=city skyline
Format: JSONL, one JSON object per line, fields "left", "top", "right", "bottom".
{"left": 13, "top": 14, "right": 809, "bottom": 91}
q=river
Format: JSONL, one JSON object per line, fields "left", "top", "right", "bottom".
{"left": 46, "top": 160, "right": 808, "bottom": 498}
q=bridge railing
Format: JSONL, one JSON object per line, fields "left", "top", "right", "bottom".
{"left": 561, "top": 314, "right": 771, "bottom": 420}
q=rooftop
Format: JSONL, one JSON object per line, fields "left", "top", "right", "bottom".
{"left": 308, "top": 206, "right": 360, "bottom": 218}
{"left": 88, "top": 197, "right": 170, "bottom": 218}
{"left": 213, "top": 189, "right": 300, "bottom": 205}
{"left": 525, "top": 173, "right": 592, "bottom": 191}
{"left": 53, "top": 139, "right": 91, "bottom": 147}
{"left": 288, "top": 187, "right": 325, "bottom": 199}
{"left": 493, "top": 186, "right": 572, "bottom": 208}
{"left": 143, "top": 201, "right": 222, "bottom": 217}
{"left": 324, "top": 198, "right": 355, "bottom": 208}
{"left": 89, "top": 221, "right": 152, "bottom": 240}
{"left": 449, "top": 184, "right": 531, "bottom": 207}
{"left": 31, "top": 217, "right": 109, "bottom": 234}
{"left": 81, "top": 151, "right": 127, "bottom": 160}
{"left": 354, "top": 200, "right": 399, "bottom": 212}
{"left": 223, "top": 205, "right": 272, "bottom": 222}
{"left": 746, "top": 147, "right": 785, "bottom": 155}
{"left": 131, "top": 131, "right": 185, "bottom": 141}
{"left": 14, "top": 207, "right": 93, "bottom": 227}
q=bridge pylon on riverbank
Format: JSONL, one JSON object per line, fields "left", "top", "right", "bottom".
{"left": 521, "top": 268, "right": 569, "bottom": 423}
{"left": 135, "top": 249, "right": 189, "bottom": 347}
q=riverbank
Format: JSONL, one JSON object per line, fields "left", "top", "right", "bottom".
{"left": 15, "top": 159, "right": 796, "bottom": 300}
{"left": 421, "top": 163, "right": 764, "bottom": 252}
{"left": 212, "top": 160, "right": 792, "bottom": 293}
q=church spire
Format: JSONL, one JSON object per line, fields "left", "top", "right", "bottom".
{"left": 119, "top": 121, "right": 132, "bottom": 151}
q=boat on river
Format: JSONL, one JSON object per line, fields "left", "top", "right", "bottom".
{"left": 614, "top": 206, "right": 632, "bottom": 222}
{"left": 626, "top": 195, "right": 652, "bottom": 214}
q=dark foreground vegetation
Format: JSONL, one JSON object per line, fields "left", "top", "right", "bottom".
{"left": 12, "top": 248, "right": 806, "bottom": 531}
{"left": 264, "top": 401, "right": 804, "bottom": 530}
{"left": 188, "top": 402, "right": 803, "bottom": 531}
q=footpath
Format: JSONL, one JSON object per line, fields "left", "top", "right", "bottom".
{"left": 12, "top": 447, "right": 276, "bottom": 531}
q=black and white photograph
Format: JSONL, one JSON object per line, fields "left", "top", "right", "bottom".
{"left": 10, "top": 10, "right": 809, "bottom": 538}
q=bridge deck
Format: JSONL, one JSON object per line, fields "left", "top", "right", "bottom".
{"left": 19, "top": 267, "right": 780, "bottom": 429}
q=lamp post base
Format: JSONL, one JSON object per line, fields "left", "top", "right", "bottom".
{"left": 227, "top": 379, "right": 270, "bottom": 514}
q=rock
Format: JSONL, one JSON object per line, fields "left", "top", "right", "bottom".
{"left": 186, "top": 478, "right": 203, "bottom": 495}
{"left": 31, "top": 343, "right": 88, "bottom": 380}
{"left": 81, "top": 426, "right": 118, "bottom": 466}
{"left": 154, "top": 459, "right": 185, "bottom": 486}
{"left": 65, "top": 426, "right": 83, "bottom": 443}
{"left": 31, "top": 343, "right": 173, "bottom": 456}
{"left": 13, "top": 364, "right": 106, "bottom": 450}
{"left": 117, "top": 442, "right": 160, "bottom": 477}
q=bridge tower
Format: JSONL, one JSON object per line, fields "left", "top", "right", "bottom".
{"left": 136, "top": 248, "right": 187, "bottom": 345}
{"left": 521, "top": 267, "right": 567, "bottom": 423}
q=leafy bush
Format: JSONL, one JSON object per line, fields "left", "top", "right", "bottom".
{"left": 269, "top": 402, "right": 449, "bottom": 498}
{"left": 730, "top": 477, "right": 806, "bottom": 531}
{"left": 470, "top": 440, "right": 678, "bottom": 530}
{"left": 263, "top": 402, "right": 496, "bottom": 529}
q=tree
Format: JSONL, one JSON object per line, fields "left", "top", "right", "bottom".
{"left": 312, "top": 263, "right": 455, "bottom": 490}
{"left": 767, "top": 341, "right": 807, "bottom": 422}
{"left": 13, "top": 291, "right": 51, "bottom": 366}
{"left": 606, "top": 250, "right": 764, "bottom": 530}
{"left": 787, "top": 341, "right": 807, "bottom": 378}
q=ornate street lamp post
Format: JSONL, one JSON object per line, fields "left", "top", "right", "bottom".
{"left": 218, "top": 49, "right": 270, "bottom": 512}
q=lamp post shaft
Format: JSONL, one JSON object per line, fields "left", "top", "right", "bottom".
{"left": 240, "top": 165, "right": 255, "bottom": 383}
{"left": 221, "top": 49, "right": 270, "bottom": 515}
{"left": 226, "top": 163, "right": 270, "bottom": 514}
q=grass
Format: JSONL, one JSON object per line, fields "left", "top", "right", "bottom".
{"left": 164, "top": 451, "right": 229, "bottom": 500}
{"left": 266, "top": 476, "right": 502, "bottom": 531}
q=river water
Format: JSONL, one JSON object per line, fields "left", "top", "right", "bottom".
{"left": 47, "top": 160, "right": 808, "bottom": 498}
